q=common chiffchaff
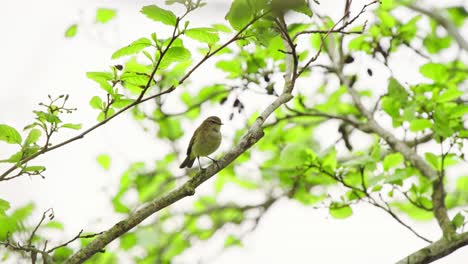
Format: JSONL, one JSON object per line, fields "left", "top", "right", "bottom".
{"left": 179, "top": 116, "right": 223, "bottom": 169}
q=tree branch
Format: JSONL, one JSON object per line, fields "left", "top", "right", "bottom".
{"left": 65, "top": 12, "right": 296, "bottom": 263}
{"left": 0, "top": 13, "right": 267, "bottom": 182}
{"left": 397, "top": 232, "right": 468, "bottom": 264}
{"left": 402, "top": 2, "right": 468, "bottom": 52}
{"left": 64, "top": 93, "right": 293, "bottom": 264}
{"left": 335, "top": 70, "right": 455, "bottom": 240}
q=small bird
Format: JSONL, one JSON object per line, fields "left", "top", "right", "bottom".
{"left": 179, "top": 116, "right": 223, "bottom": 169}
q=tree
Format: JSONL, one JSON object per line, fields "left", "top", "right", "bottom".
{"left": 1, "top": 0, "right": 468, "bottom": 263}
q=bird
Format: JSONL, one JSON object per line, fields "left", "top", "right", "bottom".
{"left": 179, "top": 116, "right": 223, "bottom": 170}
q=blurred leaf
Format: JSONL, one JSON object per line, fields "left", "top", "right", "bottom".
{"left": 224, "top": 235, "right": 242, "bottom": 247}
{"left": 437, "top": 87, "right": 464, "bottom": 103}
{"left": 159, "top": 47, "right": 191, "bottom": 69}
{"left": 96, "top": 8, "right": 117, "bottom": 23}
{"left": 420, "top": 63, "right": 448, "bottom": 83}
{"left": 61, "top": 123, "right": 82, "bottom": 130}
{"left": 409, "top": 119, "right": 432, "bottom": 132}
{"left": 24, "top": 129, "right": 41, "bottom": 145}
{"left": 393, "top": 202, "right": 433, "bottom": 220}
{"left": 329, "top": 203, "right": 353, "bottom": 219}
{"left": 424, "top": 152, "right": 439, "bottom": 170}
{"left": 452, "top": 213, "right": 465, "bottom": 229}
{"left": 53, "top": 247, "right": 73, "bottom": 262}
{"left": 11, "top": 203, "right": 34, "bottom": 222}
{"left": 65, "top": 24, "right": 78, "bottom": 38}
{"left": 141, "top": 5, "right": 177, "bottom": 26}
{"left": 90, "top": 96, "right": 104, "bottom": 110}
{"left": 185, "top": 27, "right": 219, "bottom": 44}
{"left": 120, "top": 233, "right": 137, "bottom": 250}
{"left": 225, "top": 0, "right": 253, "bottom": 30}
{"left": 0, "top": 199, "right": 10, "bottom": 215}
{"left": 0, "top": 124, "right": 22, "bottom": 145}
{"left": 112, "top": 38, "right": 152, "bottom": 59}
{"left": 383, "top": 153, "right": 404, "bottom": 171}
{"left": 44, "top": 221, "right": 64, "bottom": 230}
{"left": 158, "top": 118, "right": 183, "bottom": 140}
{"left": 97, "top": 154, "right": 111, "bottom": 170}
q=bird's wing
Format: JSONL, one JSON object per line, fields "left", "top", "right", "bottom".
{"left": 186, "top": 126, "right": 199, "bottom": 156}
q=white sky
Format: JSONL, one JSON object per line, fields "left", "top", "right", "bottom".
{"left": 1, "top": 0, "right": 468, "bottom": 263}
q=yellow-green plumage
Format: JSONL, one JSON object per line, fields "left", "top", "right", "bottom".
{"left": 180, "top": 116, "right": 223, "bottom": 169}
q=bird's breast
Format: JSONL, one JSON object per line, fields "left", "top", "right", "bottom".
{"left": 192, "top": 130, "right": 221, "bottom": 157}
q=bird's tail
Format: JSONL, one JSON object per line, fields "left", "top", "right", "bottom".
{"left": 179, "top": 156, "right": 195, "bottom": 168}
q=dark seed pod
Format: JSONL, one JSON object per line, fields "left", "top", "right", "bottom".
{"left": 115, "top": 65, "right": 123, "bottom": 71}
{"left": 344, "top": 55, "right": 354, "bottom": 64}
{"left": 264, "top": 74, "right": 270, "bottom": 82}
{"left": 219, "top": 96, "right": 228, "bottom": 105}
{"left": 229, "top": 112, "right": 234, "bottom": 120}
{"left": 233, "top": 98, "right": 241, "bottom": 107}
{"left": 367, "top": 68, "right": 373, "bottom": 76}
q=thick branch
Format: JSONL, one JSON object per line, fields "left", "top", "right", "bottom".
{"left": 0, "top": 13, "right": 266, "bottom": 182}
{"left": 397, "top": 232, "right": 468, "bottom": 264}
{"left": 65, "top": 13, "right": 295, "bottom": 262}
{"left": 335, "top": 72, "right": 455, "bottom": 237}
{"left": 64, "top": 93, "right": 293, "bottom": 264}
{"left": 402, "top": 2, "right": 468, "bottom": 52}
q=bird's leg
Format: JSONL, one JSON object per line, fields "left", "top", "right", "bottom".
{"left": 197, "top": 157, "right": 205, "bottom": 171}
{"left": 206, "top": 156, "right": 220, "bottom": 169}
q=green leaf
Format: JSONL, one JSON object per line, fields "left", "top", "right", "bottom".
{"left": 424, "top": 152, "right": 439, "bottom": 170}
{"left": 420, "top": 63, "right": 448, "bottom": 83}
{"left": 159, "top": 47, "right": 191, "bottom": 69}
{"left": 65, "top": 24, "right": 78, "bottom": 38}
{"left": 383, "top": 153, "right": 404, "bottom": 171}
{"left": 90, "top": 96, "right": 103, "bottom": 110}
{"left": 280, "top": 143, "right": 312, "bottom": 168}
{"left": 0, "top": 199, "right": 10, "bottom": 215}
{"left": 61, "top": 123, "right": 82, "bottom": 130}
{"left": 96, "top": 8, "right": 116, "bottom": 23}
{"left": 393, "top": 202, "right": 433, "bottom": 220}
{"left": 158, "top": 118, "right": 183, "bottom": 140}
{"left": 456, "top": 176, "right": 468, "bottom": 191}
{"left": 447, "top": 7, "right": 468, "bottom": 27}
{"left": 329, "top": 203, "right": 353, "bottom": 219}
{"left": 113, "top": 99, "right": 134, "bottom": 109}
{"left": 0, "top": 124, "right": 22, "bottom": 145}
{"left": 141, "top": 5, "right": 177, "bottom": 26}
{"left": 423, "top": 34, "right": 452, "bottom": 54}
{"left": 11, "top": 203, "right": 34, "bottom": 221}
{"left": 120, "top": 233, "right": 137, "bottom": 250}
{"left": 216, "top": 59, "right": 242, "bottom": 78}
{"left": 112, "top": 38, "right": 152, "bottom": 59}
{"left": 44, "top": 221, "right": 64, "bottom": 230}
{"left": 23, "top": 166, "right": 45, "bottom": 172}
{"left": 225, "top": 0, "right": 253, "bottom": 31}
{"left": 291, "top": 1, "right": 313, "bottom": 17}
{"left": 409, "top": 119, "right": 432, "bottom": 132}
{"left": 378, "top": 10, "right": 396, "bottom": 28}
{"left": 460, "top": 130, "right": 468, "bottom": 138}
{"left": 380, "top": 0, "right": 394, "bottom": 10}
{"left": 452, "top": 213, "right": 465, "bottom": 229}
{"left": 185, "top": 27, "right": 220, "bottom": 44}
{"left": 212, "top": 23, "right": 232, "bottom": 33}
{"left": 437, "top": 88, "right": 464, "bottom": 102}
{"left": 86, "top": 72, "right": 114, "bottom": 94}
{"left": 97, "top": 154, "right": 111, "bottom": 170}
{"left": 24, "top": 129, "right": 41, "bottom": 145}
{"left": 53, "top": 247, "right": 73, "bottom": 261}
{"left": 224, "top": 235, "right": 242, "bottom": 248}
